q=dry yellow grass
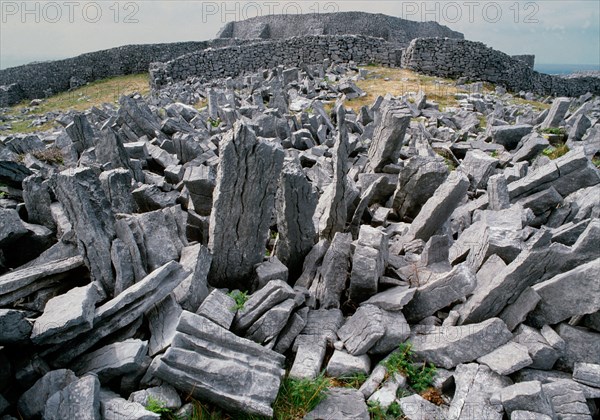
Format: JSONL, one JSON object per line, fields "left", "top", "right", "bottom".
{"left": 344, "top": 66, "right": 482, "bottom": 111}
{"left": 2, "top": 73, "right": 150, "bottom": 134}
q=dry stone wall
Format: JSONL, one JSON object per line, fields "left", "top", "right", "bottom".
{"left": 0, "top": 40, "right": 241, "bottom": 106}
{"left": 403, "top": 38, "right": 600, "bottom": 96}
{"left": 149, "top": 35, "right": 395, "bottom": 89}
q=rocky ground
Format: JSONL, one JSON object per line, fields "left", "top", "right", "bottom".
{"left": 0, "top": 62, "right": 599, "bottom": 419}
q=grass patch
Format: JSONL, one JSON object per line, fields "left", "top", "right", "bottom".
{"left": 1, "top": 73, "right": 150, "bottom": 135}
{"left": 272, "top": 375, "right": 330, "bottom": 420}
{"left": 540, "top": 127, "right": 566, "bottom": 136}
{"left": 381, "top": 342, "right": 437, "bottom": 394}
{"left": 510, "top": 97, "right": 551, "bottom": 111}
{"left": 542, "top": 144, "right": 569, "bottom": 160}
{"left": 146, "top": 396, "right": 179, "bottom": 419}
{"left": 346, "top": 66, "right": 491, "bottom": 112}
{"left": 329, "top": 372, "right": 368, "bottom": 389}
{"left": 31, "top": 147, "right": 64, "bottom": 165}
{"left": 593, "top": 157, "right": 600, "bottom": 169}
{"left": 227, "top": 290, "right": 249, "bottom": 312}
{"left": 367, "top": 400, "right": 404, "bottom": 420}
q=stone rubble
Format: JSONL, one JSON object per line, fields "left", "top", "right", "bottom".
{"left": 0, "top": 53, "right": 599, "bottom": 420}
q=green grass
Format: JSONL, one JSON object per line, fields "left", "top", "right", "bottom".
{"left": 593, "top": 157, "right": 600, "bottom": 169}
{"left": 227, "top": 290, "right": 249, "bottom": 312}
{"left": 367, "top": 400, "right": 404, "bottom": 420}
{"left": 207, "top": 117, "right": 222, "bottom": 128}
{"left": 542, "top": 144, "right": 569, "bottom": 160}
{"left": 146, "top": 396, "right": 179, "bottom": 420}
{"left": 1, "top": 73, "right": 150, "bottom": 135}
{"left": 540, "top": 127, "right": 566, "bottom": 135}
{"left": 330, "top": 372, "right": 368, "bottom": 389}
{"left": 381, "top": 342, "right": 437, "bottom": 394}
{"left": 272, "top": 375, "right": 330, "bottom": 420}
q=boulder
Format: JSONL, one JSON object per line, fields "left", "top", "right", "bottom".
{"left": 18, "top": 369, "right": 78, "bottom": 419}
{"left": 44, "top": 374, "right": 101, "bottom": 420}
{"left": 304, "top": 388, "right": 369, "bottom": 420}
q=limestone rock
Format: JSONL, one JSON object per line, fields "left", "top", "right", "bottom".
{"left": 311, "top": 232, "right": 352, "bottom": 309}
{"left": 366, "top": 104, "right": 411, "bottom": 172}
{"left": 196, "top": 289, "right": 236, "bottom": 329}
{"left": 100, "top": 389, "right": 160, "bottom": 420}
{"left": 337, "top": 305, "right": 385, "bottom": 356}
{"left": 0, "top": 309, "right": 33, "bottom": 344}
{"left": 304, "top": 388, "right": 369, "bottom": 420}
{"left": 477, "top": 342, "right": 533, "bottom": 375}
{"left": 208, "top": 122, "right": 284, "bottom": 288}
{"left": 326, "top": 350, "right": 371, "bottom": 378}
{"left": 398, "top": 394, "right": 446, "bottom": 420}
{"left": 18, "top": 369, "right": 78, "bottom": 419}
{"left": 44, "top": 374, "right": 101, "bottom": 420}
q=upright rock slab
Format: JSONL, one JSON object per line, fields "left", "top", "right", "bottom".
{"left": 541, "top": 97, "right": 571, "bottom": 129}
{"left": 44, "top": 374, "right": 101, "bottom": 420}
{"left": 208, "top": 122, "right": 284, "bottom": 288}
{"left": 154, "top": 311, "right": 285, "bottom": 417}
{"left": 54, "top": 167, "right": 116, "bottom": 294}
{"left": 366, "top": 104, "right": 411, "bottom": 172}
{"left": 275, "top": 159, "right": 317, "bottom": 279}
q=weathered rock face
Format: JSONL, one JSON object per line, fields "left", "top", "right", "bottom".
{"left": 53, "top": 167, "right": 116, "bottom": 294}
{"left": 366, "top": 105, "right": 411, "bottom": 172}
{"left": 208, "top": 122, "right": 284, "bottom": 288}
{"left": 154, "top": 311, "right": 285, "bottom": 417}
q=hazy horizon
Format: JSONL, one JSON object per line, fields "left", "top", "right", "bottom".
{"left": 1, "top": 1, "right": 599, "bottom": 70}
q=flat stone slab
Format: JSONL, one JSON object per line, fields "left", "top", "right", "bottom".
{"left": 543, "top": 379, "right": 591, "bottom": 419}
{"left": 361, "top": 286, "right": 416, "bottom": 311}
{"left": 477, "top": 342, "right": 533, "bottom": 376}
{"left": 31, "top": 283, "right": 101, "bottom": 345}
{"left": 154, "top": 311, "right": 285, "bottom": 418}
{"left": 500, "top": 381, "right": 555, "bottom": 418}
{"left": 573, "top": 362, "right": 600, "bottom": 388}
{"left": 289, "top": 334, "right": 327, "bottom": 380}
{"left": 196, "top": 289, "right": 236, "bottom": 329}
{"left": 326, "top": 350, "right": 371, "bottom": 378}
{"left": 398, "top": 394, "right": 446, "bottom": 420}
{"left": 72, "top": 339, "right": 148, "bottom": 383}
{"left": 100, "top": 389, "right": 160, "bottom": 420}
{"left": 337, "top": 304, "right": 385, "bottom": 356}
{"left": 410, "top": 318, "right": 512, "bottom": 369}
{"left": 129, "top": 384, "right": 182, "bottom": 409}
{"left": 304, "top": 388, "right": 369, "bottom": 420}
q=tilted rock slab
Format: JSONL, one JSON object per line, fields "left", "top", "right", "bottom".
{"left": 410, "top": 317, "right": 512, "bottom": 369}
{"left": 366, "top": 104, "right": 411, "bottom": 173}
{"left": 44, "top": 261, "right": 187, "bottom": 366}
{"left": 54, "top": 167, "right": 116, "bottom": 294}
{"left": 208, "top": 122, "right": 284, "bottom": 288}
{"left": 154, "top": 311, "right": 285, "bottom": 417}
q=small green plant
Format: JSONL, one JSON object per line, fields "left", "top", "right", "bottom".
{"left": 207, "top": 117, "right": 221, "bottom": 128}
{"left": 540, "top": 127, "right": 566, "bottom": 136}
{"left": 490, "top": 150, "right": 499, "bottom": 158}
{"left": 0, "top": 191, "right": 6, "bottom": 198}
{"left": 227, "top": 290, "right": 249, "bottom": 312}
{"left": 593, "top": 157, "right": 600, "bottom": 169}
{"left": 542, "top": 144, "right": 569, "bottom": 160}
{"left": 272, "top": 375, "right": 330, "bottom": 420}
{"left": 367, "top": 400, "right": 403, "bottom": 420}
{"left": 145, "top": 396, "right": 178, "bottom": 419}
{"left": 381, "top": 342, "right": 437, "bottom": 393}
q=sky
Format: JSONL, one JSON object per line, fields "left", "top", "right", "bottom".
{"left": 0, "top": 0, "right": 599, "bottom": 69}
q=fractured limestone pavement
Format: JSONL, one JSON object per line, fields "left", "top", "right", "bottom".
{"left": 0, "top": 60, "right": 599, "bottom": 419}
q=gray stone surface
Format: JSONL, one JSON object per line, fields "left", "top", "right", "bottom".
{"left": 500, "top": 381, "right": 555, "bottom": 418}
{"left": 490, "top": 124, "right": 533, "bottom": 150}
{"left": 556, "top": 324, "right": 600, "bottom": 369}
{"left": 0, "top": 309, "right": 33, "bottom": 344}
{"left": 361, "top": 286, "right": 415, "bottom": 311}
{"left": 398, "top": 394, "right": 446, "bottom": 420}
{"left": 0, "top": 208, "right": 27, "bottom": 246}
{"left": 208, "top": 122, "right": 284, "bottom": 288}
{"left": 366, "top": 104, "right": 411, "bottom": 172}
{"left": 18, "top": 369, "right": 78, "bottom": 419}
{"left": 273, "top": 308, "right": 308, "bottom": 354}
{"left": 154, "top": 311, "right": 285, "bottom": 417}
{"left": 299, "top": 308, "right": 344, "bottom": 345}
{"left": 275, "top": 158, "right": 317, "bottom": 278}
{"left": 72, "top": 339, "right": 147, "bottom": 383}
{"left": 542, "top": 379, "right": 591, "bottom": 419}
{"left": 510, "top": 411, "right": 552, "bottom": 420}
{"left": 289, "top": 334, "right": 327, "bottom": 380}
{"left": 311, "top": 232, "right": 352, "bottom": 309}
{"left": 512, "top": 133, "right": 549, "bottom": 163}
{"left": 304, "top": 387, "right": 369, "bottom": 420}
{"left": 370, "top": 309, "right": 411, "bottom": 355}
{"left": 359, "top": 364, "right": 387, "bottom": 398}
{"left": 147, "top": 294, "right": 182, "bottom": 356}
{"left": 404, "top": 263, "right": 476, "bottom": 323}
{"left": 410, "top": 318, "right": 512, "bottom": 369}
{"left": 461, "top": 149, "right": 499, "bottom": 189}
{"left": 183, "top": 165, "right": 215, "bottom": 216}
{"left": 477, "top": 342, "right": 533, "bottom": 375}
{"left": 499, "top": 287, "right": 541, "bottom": 331}
{"left": 367, "top": 372, "right": 406, "bottom": 410}
{"left": 337, "top": 305, "right": 385, "bottom": 356}
{"left": 129, "top": 384, "right": 182, "bottom": 409}
{"left": 173, "top": 243, "right": 211, "bottom": 313}
{"left": 541, "top": 97, "right": 571, "bottom": 129}
{"left": 44, "top": 374, "right": 101, "bottom": 420}
{"left": 316, "top": 107, "right": 350, "bottom": 240}
{"left": 447, "top": 363, "right": 511, "bottom": 420}
{"left": 255, "top": 257, "right": 288, "bottom": 290}
{"left": 22, "top": 174, "right": 55, "bottom": 229}
{"left": 513, "top": 325, "right": 560, "bottom": 371}
{"left": 407, "top": 171, "right": 470, "bottom": 241}
{"left": 31, "top": 283, "right": 101, "bottom": 345}
{"left": 54, "top": 167, "right": 116, "bottom": 294}
{"left": 100, "top": 389, "right": 160, "bottom": 420}
{"left": 326, "top": 350, "right": 371, "bottom": 378}
{"left": 196, "top": 289, "right": 236, "bottom": 329}
{"left": 0, "top": 256, "right": 85, "bottom": 307}
{"left": 233, "top": 279, "right": 295, "bottom": 333}
{"left": 391, "top": 155, "right": 449, "bottom": 221}
{"left": 46, "top": 261, "right": 187, "bottom": 366}
{"left": 99, "top": 168, "right": 136, "bottom": 214}
{"left": 528, "top": 259, "right": 600, "bottom": 327}
{"left": 487, "top": 174, "right": 511, "bottom": 211}
{"left": 246, "top": 298, "right": 296, "bottom": 345}
{"left": 573, "top": 363, "right": 600, "bottom": 388}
